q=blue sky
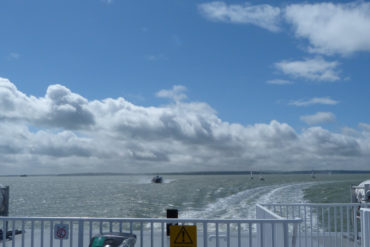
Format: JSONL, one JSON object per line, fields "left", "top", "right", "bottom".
{"left": 0, "top": 0, "right": 370, "bottom": 174}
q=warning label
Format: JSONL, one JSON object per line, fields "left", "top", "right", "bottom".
{"left": 54, "top": 223, "right": 69, "bottom": 240}
{"left": 170, "top": 225, "right": 197, "bottom": 247}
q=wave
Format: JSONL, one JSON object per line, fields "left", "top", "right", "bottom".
{"left": 180, "top": 181, "right": 320, "bottom": 220}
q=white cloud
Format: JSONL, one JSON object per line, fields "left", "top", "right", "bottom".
{"left": 101, "top": 0, "right": 113, "bottom": 4}
{"left": 285, "top": 2, "right": 370, "bottom": 56}
{"left": 198, "top": 1, "right": 281, "bottom": 32}
{"left": 0, "top": 78, "right": 94, "bottom": 130}
{"left": 199, "top": 2, "right": 370, "bottom": 56}
{"left": 156, "top": 85, "right": 187, "bottom": 103}
{"left": 359, "top": 123, "right": 370, "bottom": 132}
{"left": 266, "top": 79, "right": 293, "bottom": 85}
{"left": 1, "top": 77, "right": 370, "bottom": 174}
{"left": 145, "top": 54, "right": 167, "bottom": 61}
{"left": 8, "top": 52, "right": 20, "bottom": 60}
{"left": 300, "top": 127, "right": 361, "bottom": 157}
{"left": 300, "top": 112, "right": 336, "bottom": 125}
{"left": 275, "top": 57, "right": 340, "bottom": 82}
{"left": 290, "top": 97, "right": 339, "bottom": 106}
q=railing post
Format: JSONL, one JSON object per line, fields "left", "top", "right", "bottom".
{"left": 203, "top": 223, "right": 208, "bottom": 247}
{"left": 2, "top": 220, "right": 6, "bottom": 247}
{"left": 291, "top": 223, "right": 298, "bottom": 247}
{"left": 216, "top": 222, "right": 219, "bottom": 247}
{"left": 78, "top": 219, "right": 84, "bottom": 247}
{"left": 361, "top": 208, "right": 370, "bottom": 247}
{"left": 360, "top": 209, "right": 364, "bottom": 247}
{"left": 354, "top": 206, "right": 358, "bottom": 246}
{"left": 283, "top": 222, "right": 289, "bottom": 247}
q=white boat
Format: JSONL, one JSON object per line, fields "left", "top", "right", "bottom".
{"left": 351, "top": 179, "right": 370, "bottom": 203}
{"left": 250, "top": 171, "right": 254, "bottom": 179}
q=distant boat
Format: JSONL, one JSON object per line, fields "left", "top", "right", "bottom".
{"left": 152, "top": 175, "right": 163, "bottom": 184}
{"left": 311, "top": 171, "right": 316, "bottom": 179}
{"left": 250, "top": 171, "right": 254, "bottom": 179}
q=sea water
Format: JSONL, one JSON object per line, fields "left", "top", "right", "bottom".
{"left": 0, "top": 173, "right": 369, "bottom": 219}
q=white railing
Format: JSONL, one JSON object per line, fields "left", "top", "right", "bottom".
{"left": 0, "top": 216, "right": 301, "bottom": 247}
{"left": 256, "top": 204, "right": 301, "bottom": 247}
{"left": 262, "top": 203, "right": 370, "bottom": 247}
{"left": 2, "top": 204, "right": 364, "bottom": 247}
{"left": 360, "top": 208, "right": 370, "bottom": 247}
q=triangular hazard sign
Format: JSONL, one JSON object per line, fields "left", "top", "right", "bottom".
{"left": 174, "top": 227, "right": 193, "bottom": 244}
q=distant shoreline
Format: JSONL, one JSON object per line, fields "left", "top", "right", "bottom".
{"left": 1, "top": 170, "right": 370, "bottom": 177}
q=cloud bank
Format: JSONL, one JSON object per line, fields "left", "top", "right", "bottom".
{"left": 1, "top": 77, "right": 369, "bottom": 174}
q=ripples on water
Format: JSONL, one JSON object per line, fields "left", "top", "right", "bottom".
{"left": 0, "top": 174, "right": 368, "bottom": 218}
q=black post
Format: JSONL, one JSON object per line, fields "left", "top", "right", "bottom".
{"left": 166, "top": 209, "right": 178, "bottom": 236}
{"left": 0, "top": 185, "right": 9, "bottom": 234}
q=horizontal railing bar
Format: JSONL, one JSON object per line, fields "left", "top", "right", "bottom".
{"left": 0, "top": 217, "right": 302, "bottom": 225}
{"left": 262, "top": 203, "right": 370, "bottom": 206}
{"left": 0, "top": 217, "right": 302, "bottom": 224}
{"left": 256, "top": 204, "right": 284, "bottom": 220}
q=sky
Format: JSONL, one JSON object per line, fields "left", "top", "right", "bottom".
{"left": 0, "top": 0, "right": 370, "bottom": 174}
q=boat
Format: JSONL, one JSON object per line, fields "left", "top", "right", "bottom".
{"left": 351, "top": 179, "right": 370, "bottom": 203}
{"left": 151, "top": 175, "right": 163, "bottom": 184}
{"left": 250, "top": 171, "right": 254, "bottom": 179}
{"left": 311, "top": 170, "right": 316, "bottom": 179}
{"left": 350, "top": 180, "right": 370, "bottom": 219}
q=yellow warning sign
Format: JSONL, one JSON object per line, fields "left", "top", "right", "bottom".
{"left": 170, "top": 225, "right": 197, "bottom": 247}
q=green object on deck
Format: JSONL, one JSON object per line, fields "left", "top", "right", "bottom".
{"left": 91, "top": 236, "right": 106, "bottom": 247}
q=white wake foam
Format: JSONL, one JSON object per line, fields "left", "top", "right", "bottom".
{"left": 180, "top": 181, "right": 319, "bottom": 220}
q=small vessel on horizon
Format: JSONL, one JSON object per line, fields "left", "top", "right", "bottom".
{"left": 250, "top": 171, "right": 254, "bottom": 179}
{"left": 152, "top": 175, "right": 163, "bottom": 184}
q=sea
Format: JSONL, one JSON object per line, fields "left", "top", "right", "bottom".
{"left": 1, "top": 173, "right": 369, "bottom": 219}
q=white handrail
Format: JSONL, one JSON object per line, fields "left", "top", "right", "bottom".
{"left": 0, "top": 216, "right": 301, "bottom": 224}
{"left": 1, "top": 203, "right": 363, "bottom": 247}
{"left": 262, "top": 203, "right": 365, "bottom": 247}
{"left": 0, "top": 216, "right": 301, "bottom": 247}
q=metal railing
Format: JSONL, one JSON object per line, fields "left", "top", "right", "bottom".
{"left": 360, "top": 208, "right": 370, "bottom": 247}
{"left": 0, "top": 216, "right": 302, "bottom": 247}
{"left": 2, "top": 203, "right": 365, "bottom": 247}
{"left": 262, "top": 203, "right": 370, "bottom": 247}
{"left": 256, "top": 204, "right": 301, "bottom": 247}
